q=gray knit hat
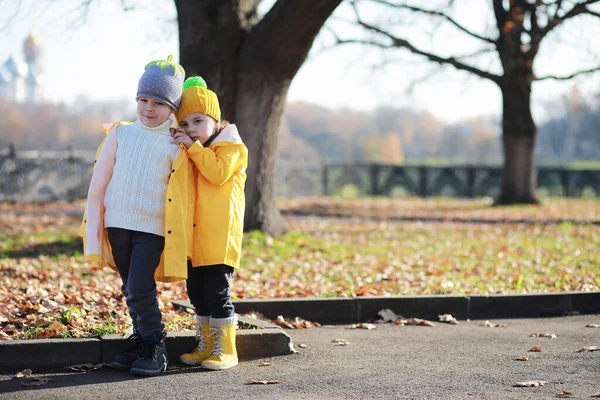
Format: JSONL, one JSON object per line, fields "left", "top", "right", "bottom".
{"left": 136, "top": 55, "right": 185, "bottom": 111}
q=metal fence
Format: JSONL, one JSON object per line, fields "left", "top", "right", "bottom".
{"left": 0, "top": 149, "right": 598, "bottom": 201}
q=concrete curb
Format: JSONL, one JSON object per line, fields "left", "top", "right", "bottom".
{"left": 0, "top": 315, "right": 293, "bottom": 373}
{"left": 3, "top": 292, "right": 599, "bottom": 373}
{"left": 229, "top": 291, "right": 600, "bottom": 324}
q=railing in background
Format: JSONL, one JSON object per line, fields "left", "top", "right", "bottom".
{"left": 0, "top": 149, "right": 598, "bottom": 201}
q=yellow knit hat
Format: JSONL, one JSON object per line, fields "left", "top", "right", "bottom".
{"left": 175, "top": 76, "right": 221, "bottom": 124}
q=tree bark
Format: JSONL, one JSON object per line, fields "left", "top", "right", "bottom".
{"left": 175, "top": 0, "right": 343, "bottom": 235}
{"left": 495, "top": 80, "right": 539, "bottom": 204}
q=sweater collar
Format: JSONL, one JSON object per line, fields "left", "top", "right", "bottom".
{"left": 132, "top": 116, "right": 173, "bottom": 136}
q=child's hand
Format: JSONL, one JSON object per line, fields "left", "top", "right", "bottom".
{"left": 173, "top": 130, "right": 194, "bottom": 149}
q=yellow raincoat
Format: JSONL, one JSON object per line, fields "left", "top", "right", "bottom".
{"left": 188, "top": 124, "right": 247, "bottom": 269}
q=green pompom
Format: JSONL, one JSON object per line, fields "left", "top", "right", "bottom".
{"left": 183, "top": 76, "right": 208, "bottom": 90}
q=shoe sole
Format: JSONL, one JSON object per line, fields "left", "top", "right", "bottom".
{"left": 111, "top": 361, "right": 132, "bottom": 371}
{"left": 201, "top": 361, "right": 238, "bottom": 370}
{"left": 130, "top": 362, "right": 168, "bottom": 376}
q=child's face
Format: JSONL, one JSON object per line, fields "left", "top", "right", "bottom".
{"left": 178, "top": 112, "right": 215, "bottom": 144}
{"left": 136, "top": 97, "right": 173, "bottom": 127}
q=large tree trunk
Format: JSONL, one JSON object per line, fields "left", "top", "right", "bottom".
{"left": 495, "top": 79, "right": 539, "bottom": 205}
{"left": 175, "top": 0, "right": 343, "bottom": 235}
{"left": 494, "top": 0, "right": 540, "bottom": 205}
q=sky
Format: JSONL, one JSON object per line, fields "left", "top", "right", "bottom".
{"left": 1, "top": 0, "right": 599, "bottom": 124}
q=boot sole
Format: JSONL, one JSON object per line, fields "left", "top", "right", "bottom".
{"left": 179, "top": 356, "right": 205, "bottom": 367}
{"left": 201, "top": 361, "right": 238, "bottom": 370}
{"left": 130, "top": 362, "right": 168, "bottom": 376}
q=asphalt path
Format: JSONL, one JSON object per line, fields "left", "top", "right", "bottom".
{"left": 1, "top": 314, "right": 600, "bottom": 399}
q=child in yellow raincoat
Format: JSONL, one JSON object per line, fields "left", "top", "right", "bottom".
{"left": 172, "top": 76, "right": 248, "bottom": 370}
{"left": 81, "top": 56, "right": 194, "bottom": 376}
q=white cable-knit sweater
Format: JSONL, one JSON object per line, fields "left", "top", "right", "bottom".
{"left": 103, "top": 118, "right": 181, "bottom": 236}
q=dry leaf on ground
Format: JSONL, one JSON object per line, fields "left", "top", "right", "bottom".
{"left": 530, "top": 332, "right": 557, "bottom": 339}
{"left": 483, "top": 320, "right": 506, "bottom": 328}
{"left": 271, "top": 315, "right": 319, "bottom": 329}
{"left": 409, "top": 318, "right": 435, "bottom": 327}
{"left": 247, "top": 379, "right": 283, "bottom": 385}
{"left": 332, "top": 338, "right": 349, "bottom": 346}
{"left": 515, "top": 356, "right": 528, "bottom": 361}
{"left": 575, "top": 345, "right": 600, "bottom": 353}
{"left": 257, "top": 362, "right": 271, "bottom": 367}
{"left": 514, "top": 380, "right": 548, "bottom": 387}
{"left": 65, "top": 363, "right": 109, "bottom": 372}
{"left": 347, "top": 323, "right": 376, "bottom": 330}
{"left": 13, "top": 369, "right": 32, "bottom": 378}
{"left": 378, "top": 309, "right": 402, "bottom": 323}
{"left": 438, "top": 314, "right": 459, "bottom": 324}
{"left": 556, "top": 389, "right": 574, "bottom": 398}
{"left": 21, "top": 377, "right": 54, "bottom": 387}
{"left": 529, "top": 346, "right": 542, "bottom": 352}
{"left": 585, "top": 324, "right": 600, "bottom": 328}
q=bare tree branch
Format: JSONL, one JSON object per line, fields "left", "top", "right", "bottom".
{"left": 0, "top": 0, "right": 22, "bottom": 32}
{"left": 242, "top": 0, "right": 344, "bottom": 79}
{"left": 335, "top": 32, "right": 501, "bottom": 84}
{"left": 542, "top": 0, "right": 600, "bottom": 37}
{"left": 492, "top": 0, "right": 509, "bottom": 34}
{"left": 364, "top": 0, "right": 497, "bottom": 44}
{"left": 535, "top": 65, "right": 600, "bottom": 81}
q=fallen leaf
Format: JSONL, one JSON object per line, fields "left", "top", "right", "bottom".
{"left": 409, "top": 318, "right": 435, "bottom": 327}
{"left": 22, "top": 377, "right": 54, "bottom": 387}
{"left": 529, "top": 346, "right": 542, "bottom": 352}
{"left": 515, "top": 356, "right": 528, "bottom": 361}
{"left": 332, "top": 338, "right": 349, "bottom": 346}
{"left": 556, "top": 389, "right": 574, "bottom": 398}
{"left": 575, "top": 345, "right": 600, "bottom": 353}
{"left": 378, "top": 308, "right": 402, "bottom": 323}
{"left": 585, "top": 324, "right": 600, "bottom": 328}
{"left": 529, "top": 332, "right": 557, "bottom": 339}
{"left": 257, "top": 362, "right": 271, "bottom": 367}
{"left": 13, "top": 369, "right": 32, "bottom": 378}
{"left": 347, "top": 323, "right": 376, "bottom": 330}
{"left": 247, "top": 379, "right": 283, "bottom": 385}
{"left": 514, "top": 380, "right": 548, "bottom": 387}
{"left": 65, "top": 363, "right": 109, "bottom": 372}
{"left": 297, "top": 343, "right": 308, "bottom": 348}
{"left": 483, "top": 320, "right": 506, "bottom": 328}
{"left": 438, "top": 314, "right": 459, "bottom": 325}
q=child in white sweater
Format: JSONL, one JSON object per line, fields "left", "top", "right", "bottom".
{"left": 83, "top": 56, "right": 187, "bottom": 376}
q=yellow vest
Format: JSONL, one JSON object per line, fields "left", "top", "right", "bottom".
{"left": 188, "top": 138, "right": 248, "bottom": 269}
{"left": 79, "top": 121, "right": 195, "bottom": 282}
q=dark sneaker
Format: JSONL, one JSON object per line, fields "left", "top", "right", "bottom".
{"left": 130, "top": 332, "right": 168, "bottom": 376}
{"left": 111, "top": 331, "right": 142, "bottom": 371}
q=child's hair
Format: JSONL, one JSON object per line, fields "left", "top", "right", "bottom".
{"left": 137, "top": 55, "right": 185, "bottom": 112}
{"left": 203, "top": 120, "right": 230, "bottom": 147}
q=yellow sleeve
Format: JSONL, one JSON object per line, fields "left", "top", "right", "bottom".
{"left": 187, "top": 142, "right": 243, "bottom": 186}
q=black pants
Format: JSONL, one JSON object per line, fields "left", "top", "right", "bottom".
{"left": 186, "top": 261, "right": 235, "bottom": 318}
{"left": 107, "top": 227, "right": 165, "bottom": 338}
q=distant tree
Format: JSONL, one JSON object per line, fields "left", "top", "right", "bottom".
{"left": 342, "top": 0, "right": 600, "bottom": 204}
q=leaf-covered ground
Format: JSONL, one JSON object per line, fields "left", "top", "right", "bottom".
{"left": 1, "top": 198, "right": 598, "bottom": 339}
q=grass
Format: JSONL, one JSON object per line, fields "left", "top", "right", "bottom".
{"left": 1, "top": 198, "right": 599, "bottom": 339}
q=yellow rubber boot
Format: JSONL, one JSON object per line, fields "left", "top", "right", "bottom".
{"left": 201, "top": 316, "right": 238, "bottom": 370}
{"left": 180, "top": 315, "right": 213, "bottom": 366}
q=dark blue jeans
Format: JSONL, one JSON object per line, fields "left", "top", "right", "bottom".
{"left": 186, "top": 261, "right": 235, "bottom": 318}
{"left": 107, "top": 228, "right": 165, "bottom": 338}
